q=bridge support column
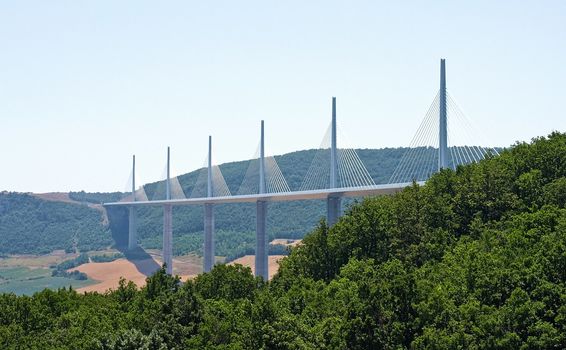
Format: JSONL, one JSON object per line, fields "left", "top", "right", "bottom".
{"left": 162, "top": 147, "right": 173, "bottom": 274}
{"left": 203, "top": 203, "right": 215, "bottom": 272}
{"left": 128, "top": 207, "right": 137, "bottom": 250}
{"left": 128, "top": 154, "right": 137, "bottom": 250}
{"left": 255, "top": 121, "right": 269, "bottom": 280}
{"left": 203, "top": 136, "right": 216, "bottom": 273}
{"left": 256, "top": 200, "right": 268, "bottom": 280}
{"left": 439, "top": 58, "right": 448, "bottom": 170}
{"left": 327, "top": 97, "right": 341, "bottom": 227}
{"left": 327, "top": 195, "right": 341, "bottom": 227}
{"left": 163, "top": 205, "right": 173, "bottom": 274}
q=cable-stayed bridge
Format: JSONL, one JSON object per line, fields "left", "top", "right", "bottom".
{"left": 104, "top": 59, "right": 498, "bottom": 279}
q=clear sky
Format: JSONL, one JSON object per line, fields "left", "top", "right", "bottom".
{"left": 1, "top": 1, "right": 564, "bottom": 193}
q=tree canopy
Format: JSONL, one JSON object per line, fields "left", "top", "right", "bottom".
{"left": 1, "top": 133, "right": 565, "bottom": 348}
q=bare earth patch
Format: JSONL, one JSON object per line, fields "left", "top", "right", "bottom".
{"left": 71, "top": 254, "right": 203, "bottom": 293}
{"left": 32, "top": 192, "right": 76, "bottom": 204}
{"left": 229, "top": 255, "right": 286, "bottom": 280}
{"left": 270, "top": 239, "right": 302, "bottom": 247}
{"left": 71, "top": 258, "right": 159, "bottom": 293}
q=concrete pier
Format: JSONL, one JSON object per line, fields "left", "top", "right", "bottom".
{"left": 204, "top": 136, "right": 215, "bottom": 272}
{"left": 439, "top": 59, "right": 448, "bottom": 170}
{"left": 128, "top": 207, "right": 137, "bottom": 250}
{"left": 255, "top": 200, "right": 268, "bottom": 280}
{"left": 255, "top": 120, "right": 269, "bottom": 280}
{"left": 128, "top": 155, "right": 138, "bottom": 250}
{"left": 327, "top": 195, "right": 341, "bottom": 227}
{"left": 163, "top": 204, "right": 173, "bottom": 274}
{"left": 327, "top": 97, "right": 342, "bottom": 226}
{"left": 204, "top": 203, "right": 215, "bottom": 272}
{"left": 163, "top": 147, "right": 173, "bottom": 274}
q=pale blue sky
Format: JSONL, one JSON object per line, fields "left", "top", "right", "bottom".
{"left": 1, "top": 1, "right": 564, "bottom": 192}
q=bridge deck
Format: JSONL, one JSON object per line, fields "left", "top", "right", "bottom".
{"left": 103, "top": 182, "right": 420, "bottom": 207}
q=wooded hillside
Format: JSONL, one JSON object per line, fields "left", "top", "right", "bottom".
{"left": 0, "top": 132, "right": 564, "bottom": 349}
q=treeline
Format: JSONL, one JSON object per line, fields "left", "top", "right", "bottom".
{"left": 53, "top": 253, "right": 90, "bottom": 270}
{"left": 68, "top": 191, "right": 124, "bottom": 204}
{"left": 50, "top": 253, "right": 124, "bottom": 280}
{"left": 0, "top": 193, "right": 112, "bottom": 255}
{"left": 0, "top": 132, "right": 564, "bottom": 349}
{"left": 90, "top": 252, "right": 125, "bottom": 263}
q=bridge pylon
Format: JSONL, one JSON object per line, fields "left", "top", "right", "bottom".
{"left": 327, "top": 97, "right": 341, "bottom": 226}
{"left": 204, "top": 136, "right": 215, "bottom": 273}
{"left": 162, "top": 146, "right": 173, "bottom": 274}
{"left": 255, "top": 120, "right": 269, "bottom": 280}
{"left": 128, "top": 154, "right": 138, "bottom": 250}
{"left": 439, "top": 58, "right": 448, "bottom": 170}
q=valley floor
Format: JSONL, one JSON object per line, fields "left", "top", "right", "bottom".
{"left": 73, "top": 253, "right": 286, "bottom": 293}
{"left": 0, "top": 246, "right": 290, "bottom": 295}
{"left": 0, "top": 252, "right": 96, "bottom": 295}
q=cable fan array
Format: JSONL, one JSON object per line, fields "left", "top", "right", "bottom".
{"left": 119, "top": 92, "right": 498, "bottom": 201}
{"left": 190, "top": 163, "right": 231, "bottom": 198}
{"left": 149, "top": 164, "right": 188, "bottom": 201}
{"left": 121, "top": 170, "right": 148, "bottom": 202}
{"left": 237, "top": 145, "right": 291, "bottom": 195}
{"left": 389, "top": 91, "right": 498, "bottom": 184}
{"left": 300, "top": 123, "right": 375, "bottom": 191}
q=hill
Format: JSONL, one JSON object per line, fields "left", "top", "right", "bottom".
{"left": 0, "top": 147, "right": 416, "bottom": 258}
{"left": 0, "top": 192, "right": 112, "bottom": 255}
{"left": 109, "top": 147, "right": 449, "bottom": 259}
{"left": 0, "top": 146, "right": 503, "bottom": 260}
{"left": 0, "top": 132, "right": 563, "bottom": 348}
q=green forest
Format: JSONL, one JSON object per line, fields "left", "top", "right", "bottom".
{"left": 0, "top": 193, "right": 112, "bottom": 255}
{"left": 0, "top": 147, "right": 418, "bottom": 259}
{"left": 0, "top": 132, "right": 564, "bottom": 349}
{"left": 117, "top": 147, "right": 418, "bottom": 258}
{"left": 0, "top": 147, "right": 505, "bottom": 261}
